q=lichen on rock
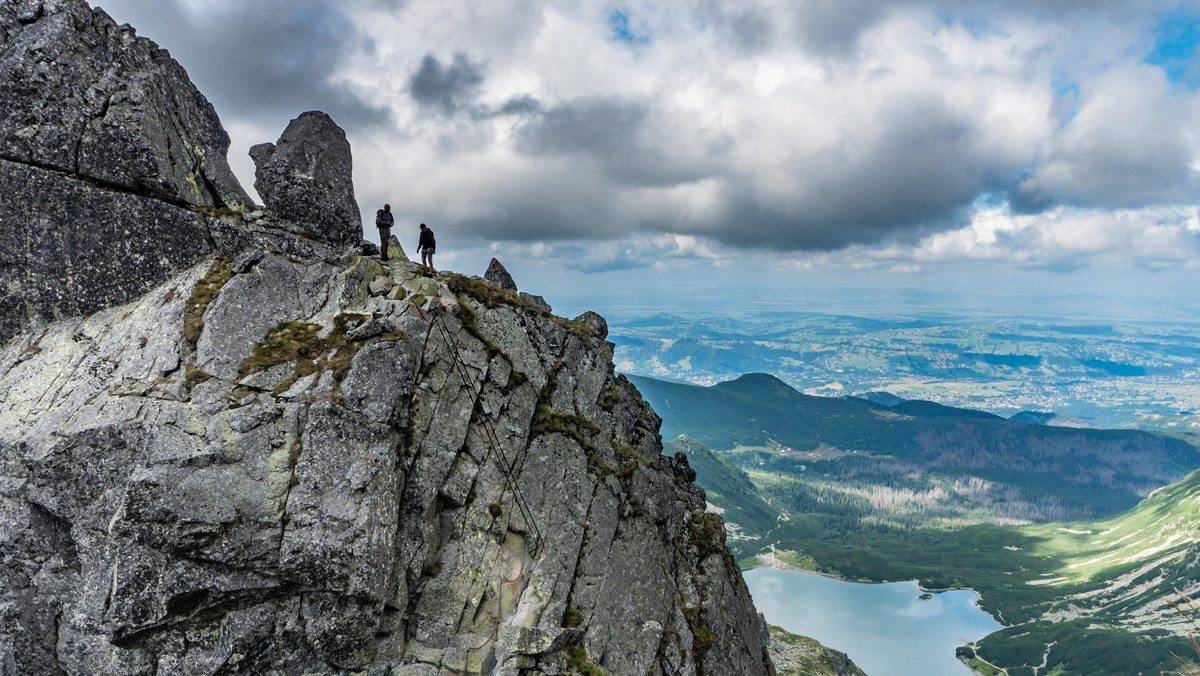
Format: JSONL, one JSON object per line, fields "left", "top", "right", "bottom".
{"left": 250, "top": 111, "right": 361, "bottom": 248}
{"left": 0, "top": 242, "right": 777, "bottom": 675}
{"left": 0, "top": 3, "right": 777, "bottom": 675}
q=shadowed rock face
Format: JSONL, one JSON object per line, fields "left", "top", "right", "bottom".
{"left": 0, "top": 3, "right": 776, "bottom": 675}
{"left": 0, "top": 160, "right": 214, "bottom": 342}
{"left": 0, "top": 0, "right": 250, "bottom": 343}
{"left": 250, "top": 111, "right": 361, "bottom": 248}
{"left": 0, "top": 0, "right": 249, "bottom": 208}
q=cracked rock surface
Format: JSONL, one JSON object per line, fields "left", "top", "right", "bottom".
{"left": 0, "top": 244, "right": 774, "bottom": 675}
{"left": 250, "top": 111, "right": 361, "bottom": 248}
{"left": 0, "top": 0, "right": 251, "bottom": 343}
{"left": 0, "top": 2, "right": 775, "bottom": 674}
{"left": 0, "top": 0, "right": 248, "bottom": 207}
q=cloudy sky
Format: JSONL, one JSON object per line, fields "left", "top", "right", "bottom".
{"left": 98, "top": 0, "right": 1200, "bottom": 317}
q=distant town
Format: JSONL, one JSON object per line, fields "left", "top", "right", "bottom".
{"left": 608, "top": 308, "right": 1200, "bottom": 436}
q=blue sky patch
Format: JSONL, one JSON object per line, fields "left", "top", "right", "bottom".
{"left": 1053, "top": 76, "right": 1081, "bottom": 128}
{"left": 1147, "top": 12, "right": 1200, "bottom": 85}
{"left": 607, "top": 9, "right": 650, "bottom": 45}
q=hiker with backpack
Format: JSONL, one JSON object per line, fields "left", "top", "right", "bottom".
{"left": 375, "top": 204, "right": 394, "bottom": 261}
{"left": 418, "top": 223, "right": 436, "bottom": 275}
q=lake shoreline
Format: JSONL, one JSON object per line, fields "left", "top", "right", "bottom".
{"left": 744, "top": 568, "right": 1007, "bottom": 676}
{"left": 744, "top": 548, "right": 1003, "bottom": 620}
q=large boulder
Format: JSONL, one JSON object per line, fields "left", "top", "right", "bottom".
{"left": 250, "top": 111, "right": 361, "bottom": 247}
{"left": 574, "top": 310, "right": 608, "bottom": 340}
{"left": 0, "top": 0, "right": 249, "bottom": 208}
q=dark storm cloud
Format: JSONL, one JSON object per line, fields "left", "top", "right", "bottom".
{"left": 707, "top": 98, "right": 986, "bottom": 250}
{"left": 791, "top": 0, "right": 895, "bottom": 57}
{"left": 514, "top": 96, "right": 718, "bottom": 187}
{"left": 98, "top": 0, "right": 391, "bottom": 130}
{"left": 407, "top": 54, "right": 541, "bottom": 119}
{"left": 488, "top": 95, "right": 543, "bottom": 117}
{"left": 516, "top": 97, "right": 648, "bottom": 157}
{"left": 409, "top": 53, "right": 486, "bottom": 116}
{"left": 696, "top": 1, "right": 777, "bottom": 54}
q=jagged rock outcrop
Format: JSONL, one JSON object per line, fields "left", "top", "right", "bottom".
{"left": 485, "top": 257, "right": 519, "bottom": 291}
{"left": 0, "top": 0, "right": 250, "bottom": 343}
{"left": 0, "top": 3, "right": 775, "bottom": 675}
{"left": 766, "top": 626, "right": 866, "bottom": 676}
{"left": 0, "top": 237, "right": 774, "bottom": 675}
{"left": 0, "top": 0, "right": 248, "bottom": 206}
{"left": 521, "top": 293, "right": 552, "bottom": 314}
{"left": 250, "top": 111, "right": 361, "bottom": 247}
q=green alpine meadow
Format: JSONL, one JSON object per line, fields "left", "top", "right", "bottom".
{"left": 633, "top": 373, "right": 1200, "bottom": 675}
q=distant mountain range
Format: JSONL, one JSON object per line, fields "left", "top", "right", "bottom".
{"left": 632, "top": 373, "right": 1198, "bottom": 521}
{"left": 607, "top": 310, "right": 1200, "bottom": 428}
{"left": 635, "top": 373, "right": 1200, "bottom": 675}
{"left": 865, "top": 391, "right": 1096, "bottom": 428}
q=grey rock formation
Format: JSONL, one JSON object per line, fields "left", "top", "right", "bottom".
{"left": 0, "top": 0, "right": 253, "bottom": 343}
{"left": 766, "top": 625, "right": 866, "bottom": 676}
{"left": 485, "top": 257, "right": 518, "bottom": 291}
{"left": 250, "top": 111, "right": 361, "bottom": 247}
{"left": 0, "top": 0, "right": 248, "bottom": 208}
{"left": 0, "top": 242, "right": 774, "bottom": 675}
{"left": 573, "top": 311, "right": 608, "bottom": 340}
{"left": 0, "top": 4, "right": 776, "bottom": 675}
{"left": 520, "top": 292, "right": 552, "bottom": 314}
{"left": 0, "top": 158, "right": 215, "bottom": 342}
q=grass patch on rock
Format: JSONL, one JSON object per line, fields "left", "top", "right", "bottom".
{"left": 238, "top": 313, "right": 405, "bottom": 396}
{"left": 183, "top": 366, "right": 213, "bottom": 391}
{"left": 447, "top": 272, "right": 594, "bottom": 341}
{"left": 183, "top": 256, "right": 234, "bottom": 349}
{"left": 565, "top": 646, "right": 605, "bottom": 676}
{"left": 238, "top": 321, "right": 326, "bottom": 378}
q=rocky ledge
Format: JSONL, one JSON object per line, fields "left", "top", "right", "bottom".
{"left": 0, "top": 2, "right": 775, "bottom": 675}
{"left": 0, "top": 233, "right": 774, "bottom": 675}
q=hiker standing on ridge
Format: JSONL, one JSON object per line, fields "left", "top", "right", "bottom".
{"left": 418, "top": 223, "right": 436, "bottom": 275}
{"left": 375, "top": 204, "right": 394, "bottom": 261}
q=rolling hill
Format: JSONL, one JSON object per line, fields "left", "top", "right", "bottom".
{"left": 633, "top": 373, "right": 1199, "bottom": 522}
{"left": 643, "top": 374, "right": 1200, "bottom": 675}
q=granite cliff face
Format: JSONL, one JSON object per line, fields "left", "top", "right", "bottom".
{"left": 0, "top": 2, "right": 774, "bottom": 675}
{"left": 0, "top": 0, "right": 253, "bottom": 344}
{"left": 250, "top": 111, "right": 362, "bottom": 248}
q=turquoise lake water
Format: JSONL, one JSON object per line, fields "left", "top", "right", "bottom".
{"left": 744, "top": 568, "right": 1004, "bottom": 676}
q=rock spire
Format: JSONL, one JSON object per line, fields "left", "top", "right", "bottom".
{"left": 250, "top": 111, "right": 362, "bottom": 247}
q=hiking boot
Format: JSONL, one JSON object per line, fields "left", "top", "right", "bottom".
{"left": 381, "top": 255, "right": 389, "bottom": 262}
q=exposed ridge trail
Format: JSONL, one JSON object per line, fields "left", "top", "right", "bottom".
{"left": 0, "top": 3, "right": 777, "bottom": 673}
{"left": 0, "top": 234, "right": 775, "bottom": 675}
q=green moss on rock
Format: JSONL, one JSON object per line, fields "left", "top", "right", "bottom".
{"left": 183, "top": 257, "right": 234, "bottom": 349}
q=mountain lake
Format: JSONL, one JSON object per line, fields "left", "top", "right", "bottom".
{"left": 744, "top": 568, "right": 1005, "bottom": 676}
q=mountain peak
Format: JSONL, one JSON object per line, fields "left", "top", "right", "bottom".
{"left": 714, "top": 372, "right": 799, "bottom": 395}
{"left": 0, "top": 4, "right": 774, "bottom": 674}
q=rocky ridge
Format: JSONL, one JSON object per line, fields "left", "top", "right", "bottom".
{"left": 766, "top": 626, "right": 865, "bottom": 676}
{"left": 0, "top": 2, "right": 775, "bottom": 675}
{"left": 0, "top": 0, "right": 348, "bottom": 343}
